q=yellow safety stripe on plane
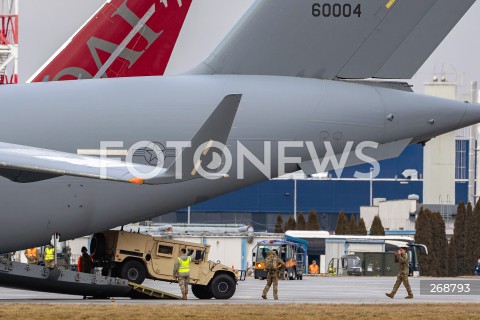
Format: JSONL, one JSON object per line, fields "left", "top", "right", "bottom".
{"left": 203, "top": 140, "right": 214, "bottom": 156}
{"left": 191, "top": 159, "right": 202, "bottom": 176}
{"left": 386, "top": 0, "right": 396, "bottom": 9}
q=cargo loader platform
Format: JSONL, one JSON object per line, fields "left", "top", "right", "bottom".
{"left": 0, "top": 258, "right": 179, "bottom": 299}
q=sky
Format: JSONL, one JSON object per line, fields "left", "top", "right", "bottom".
{"left": 18, "top": 0, "right": 480, "bottom": 97}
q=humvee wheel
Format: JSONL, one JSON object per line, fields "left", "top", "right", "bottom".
{"left": 120, "top": 260, "right": 146, "bottom": 284}
{"left": 210, "top": 274, "right": 236, "bottom": 299}
{"left": 90, "top": 233, "right": 106, "bottom": 259}
{"left": 192, "top": 284, "right": 213, "bottom": 299}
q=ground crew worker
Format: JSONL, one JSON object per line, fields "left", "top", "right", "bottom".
{"left": 44, "top": 243, "right": 55, "bottom": 269}
{"left": 309, "top": 260, "right": 319, "bottom": 274}
{"left": 262, "top": 249, "right": 286, "bottom": 300}
{"left": 77, "top": 246, "right": 93, "bottom": 273}
{"left": 173, "top": 248, "right": 193, "bottom": 300}
{"left": 386, "top": 247, "right": 413, "bottom": 299}
{"left": 24, "top": 247, "right": 39, "bottom": 264}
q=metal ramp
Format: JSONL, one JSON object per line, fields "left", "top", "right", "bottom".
{"left": 128, "top": 282, "right": 180, "bottom": 299}
{"left": 0, "top": 258, "right": 177, "bottom": 299}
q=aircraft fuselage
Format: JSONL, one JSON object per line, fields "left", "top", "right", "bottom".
{"left": 0, "top": 75, "right": 477, "bottom": 252}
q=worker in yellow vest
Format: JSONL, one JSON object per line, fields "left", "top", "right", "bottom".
{"left": 24, "top": 247, "right": 39, "bottom": 264}
{"left": 173, "top": 248, "right": 192, "bottom": 300}
{"left": 44, "top": 243, "right": 55, "bottom": 268}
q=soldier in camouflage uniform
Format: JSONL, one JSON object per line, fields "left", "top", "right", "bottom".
{"left": 386, "top": 247, "right": 413, "bottom": 299}
{"left": 262, "top": 249, "right": 286, "bottom": 300}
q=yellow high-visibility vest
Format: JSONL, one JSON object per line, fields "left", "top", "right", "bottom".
{"left": 178, "top": 256, "right": 191, "bottom": 274}
{"left": 45, "top": 247, "right": 55, "bottom": 261}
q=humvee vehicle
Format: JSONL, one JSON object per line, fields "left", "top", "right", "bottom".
{"left": 90, "top": 230, "right": 239, "bottom": 299}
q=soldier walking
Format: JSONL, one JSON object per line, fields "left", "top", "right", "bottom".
{"left": 386, "top": 246, "right": 413, "bottom": 299}
{"left": 262, "top": 249, "right": 286, "bottom": 300}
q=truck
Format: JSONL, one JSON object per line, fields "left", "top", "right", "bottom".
{"left": 252, "top": 239, "right": 305, "bottom": 280}
{"left": 341, "top": 243, "right": 428, "bottom": 276}
{"left": 90, "top": 230, "right": 241, "bottom": 299}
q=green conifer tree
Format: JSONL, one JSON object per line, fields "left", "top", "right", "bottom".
{"left": 473, "top": 201, "right": 480, "bottom": 267}
{"left": 369, "top": 215, "right": 385, "bottom": 236}
{"left": 448, "top": 237, "right": 457, "bottom": 277}
{"left": 348, "top": 214, "right": 357, "bottom": 235}
{"left": 306, "top": 210, "right": 321, "bottom": 231}
{"left": 274, "top": 214, "right": 284, "bottom": 233}
{"left": 464, "top": 202, "right": 475, "bottom": 275}
{"left": 357, "top": 218, "right": 368, "bottom": 235}
{"left": 415, "top": 207, "right": 433, "bottom": 276}
{"left": 335, "top": 211, "right": 349, "bottom": 235}
{"left": 433, "top": 211, "right": 448, "bottom": 277}
{"left": 453, "top": 201, "right": 467, "bottom": 275}
{"left": 296, "top": 212, "right": 307, "bottom": 230}
{"left": 284, "top": 216, "right": 296, "bottom": 232}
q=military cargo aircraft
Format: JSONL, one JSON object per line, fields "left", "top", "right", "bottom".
{"left": 0, "top": 0, "right": 478, "bottom": 253}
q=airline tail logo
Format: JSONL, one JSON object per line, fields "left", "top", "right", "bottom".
{"left": 30, "top": 0, "right": 192, "bottom": 82}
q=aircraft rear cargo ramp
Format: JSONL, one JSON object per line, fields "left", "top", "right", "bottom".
{"left": 0, "top": 259, "right": 179, "bottom": 299}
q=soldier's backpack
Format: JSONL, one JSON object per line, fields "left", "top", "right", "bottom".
{"left": 265, "top": 252, "right": 278, "bottom": 270}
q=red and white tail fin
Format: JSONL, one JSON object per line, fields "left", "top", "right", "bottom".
{"left": 28, "top": 0, "right": 192, "bottom": 83}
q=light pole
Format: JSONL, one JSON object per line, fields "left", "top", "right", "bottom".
{"left": 369, "top": 167, "right": 373, "bottom": 206}
{"left": 473, "top": 81, "right": 479, "bottom": 204}
{"left": 294, "top": 177, "right": 297, "bottom": 221}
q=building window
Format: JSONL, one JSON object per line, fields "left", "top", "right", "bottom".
{"left": 455, "top": 139, "right": 467, "bottom": 180}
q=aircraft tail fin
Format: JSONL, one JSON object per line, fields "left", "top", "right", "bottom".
{"left": 191, "top": 0, "right": 475, "bottom": 80}
{"left": 28, "top": 0, "right": 192, "bottom": 83}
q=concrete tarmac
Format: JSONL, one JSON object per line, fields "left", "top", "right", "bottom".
{"left": 0, "top": 276, "right": 479, "bottom": 304}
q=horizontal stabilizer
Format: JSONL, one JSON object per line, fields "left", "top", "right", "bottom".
{"left": 340, "top": 80, "right": 413, "bottom": 92}
{"left": 299, "top": 138, "right": 412, "bottom": 176}
{"left": 192, "top": 0, "right": 475, "bottom": 80}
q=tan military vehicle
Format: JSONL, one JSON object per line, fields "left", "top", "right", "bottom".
{"left": 90, "top": 230, "right": 238, "bottom": 299}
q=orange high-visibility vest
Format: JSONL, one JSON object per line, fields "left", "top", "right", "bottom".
{"left": 309, "top": 264, "right": 319, "bottom": 274}
{"left": 26, "top": 248, "right": 38, "bottom": 258}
